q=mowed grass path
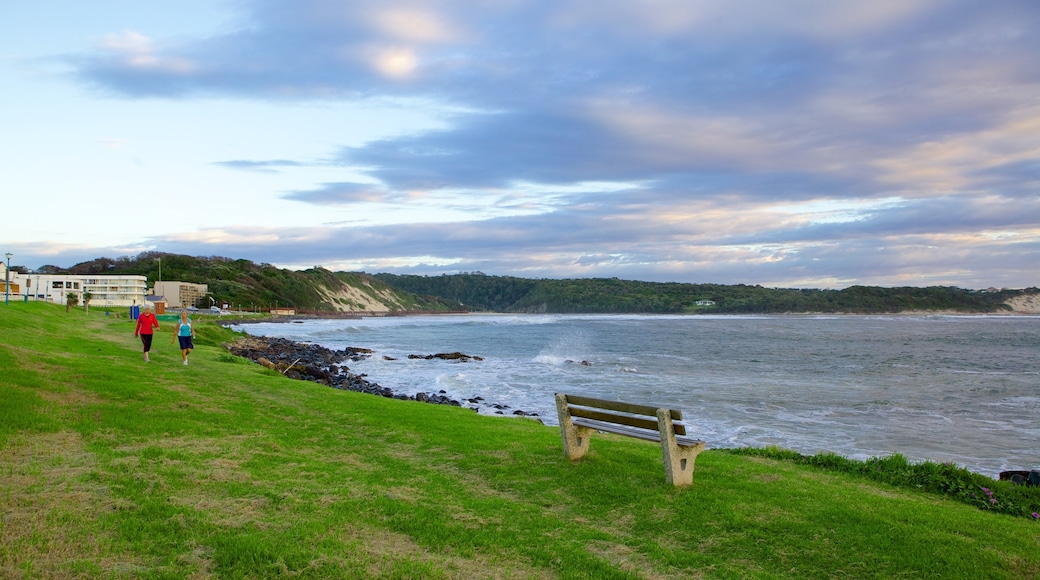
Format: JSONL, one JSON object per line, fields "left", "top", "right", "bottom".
{"left": 1, "top": 302, "right": 1037, "bottom": 578}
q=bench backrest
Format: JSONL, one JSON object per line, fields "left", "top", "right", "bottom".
{"left": 558, "top": 393, "right": 687, "bottom": 436}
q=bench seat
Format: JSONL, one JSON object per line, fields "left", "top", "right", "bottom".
{"left": 555, "top": 393, "right": 707, "bottom": 487}
{"left": 569, "top": 416, "right": 705, "bottom": 448}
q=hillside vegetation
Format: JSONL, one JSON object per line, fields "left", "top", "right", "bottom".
{"left": 48, "top": 253, "right": 1037, "bottom": 314}
{"left": 60, "top": 253, "right": 460, "bottom": 312}
{"left": 375, "top": 272, "right": 1037, "bottom": 314}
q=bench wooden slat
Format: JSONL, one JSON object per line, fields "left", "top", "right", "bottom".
{"left": 563, "top": 394, "right": 682, "bottom": 421}
{"left": 568, "top": 406, "right": 660, "bottom": 431}
{"left": 568, "top": 406, "right": 688, "bottom": 436}
{"left": 571, "top": 417, "right": 704, "bottom": 448}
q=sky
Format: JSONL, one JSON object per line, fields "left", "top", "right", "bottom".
{"left": 2, "top": 0, "right": 1039, "bottom": 289}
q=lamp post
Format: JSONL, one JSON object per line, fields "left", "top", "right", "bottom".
{"left": 4, "top": 253, "right": 12, "bottom": 306}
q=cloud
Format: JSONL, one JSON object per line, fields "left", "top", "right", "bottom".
{"left": 10, "top": 186, "right": 1040, "bottom": 288}
{"left": 97, "top": 137, "right": 129, "bottom": 149}
{"left": 46, "top": 0, "right": 1040, "bottom": 288}
{"left": 281, "top": 182, "right": 392, "bottom": 204}
{"left": 213, "top": 159, "right": 306, "bottom": 173}
{"left": 119, "top": 208, "right": 1037, "bottom": 289}
{"left": 95, "top": 30, "right": 198, "bottom": 75}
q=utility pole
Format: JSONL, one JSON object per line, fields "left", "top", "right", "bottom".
{"left": 4, "top": 253, "right": 12, "bottom": 305}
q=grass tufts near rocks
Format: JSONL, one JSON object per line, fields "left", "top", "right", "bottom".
{"left": 1, "top": 301, "right": 1038, "bottom": 578}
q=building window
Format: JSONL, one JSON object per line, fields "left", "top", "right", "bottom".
{"left": 53, "top": 281, "right": 64, "bottom": 289}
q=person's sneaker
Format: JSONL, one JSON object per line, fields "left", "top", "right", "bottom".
{"left": 183, "top": 360, "right": 188, "bottom": 365}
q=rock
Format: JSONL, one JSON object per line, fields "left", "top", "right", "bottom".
{"left": 406, "top": 352, "right": 484, "bottom": 362}
{"left": 226, "top": 336, "right": 534, "bottom": 416}
{"left": 999, "top": 470, "right": 1040, "bottom": 486}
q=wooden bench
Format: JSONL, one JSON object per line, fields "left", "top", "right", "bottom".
{"left": 555, "top": 393, "right": 706, "bottom": 487}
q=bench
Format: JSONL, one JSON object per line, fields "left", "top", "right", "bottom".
{"left": 555, "top": 393, "right": 707, "bottom": 487}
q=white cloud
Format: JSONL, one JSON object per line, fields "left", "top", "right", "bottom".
{"left": 97, "top": 30, "right": 196, "bottom": 74}
{"left": 370, "top": 46, "right": 419, "bottom": 79}
{"left": 97, "top": 137, "right": 129, "bottom": 149}
{"left": 368, "top": 7, "right": 462, "bottom": 43}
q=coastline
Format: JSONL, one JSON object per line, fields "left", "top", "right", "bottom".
{"left": 219, "top": 290, "right": 1040, "bottom": 321}
{"left": 225, "top": 335, "right": 542, "bottom": 420}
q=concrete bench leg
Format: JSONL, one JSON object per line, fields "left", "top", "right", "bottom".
{"left": 556, "top": 393, "right": 594, "bottom": 460}
{"left": 657, "top": 409, "right": 706, "bottom": 487}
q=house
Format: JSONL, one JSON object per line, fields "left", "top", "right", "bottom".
{"left": 0, "top": 264, "right": 147, "bottom": 307}
{"left": 694, "top": 300, "right": 716, "bottom": 306}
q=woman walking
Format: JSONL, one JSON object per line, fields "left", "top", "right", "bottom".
{"left": 133, "top": 303, "right": 160, "bottom": 362}
{"left": 172, "top": 310, "right": 196, "bottom": 365}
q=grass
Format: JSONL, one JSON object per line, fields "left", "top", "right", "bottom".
{"left": 723, "top": 448, "right": 1040, "bottom": 520}
{"left": 1, "top": 301, "right": 1038, "bottom": 579}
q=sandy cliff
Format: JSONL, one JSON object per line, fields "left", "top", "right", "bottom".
{"left": 315, "top": 279, "right": 407, "bottom": 312}
{"left": 1004, "top": 293, "right": 1040, "bottom": 314}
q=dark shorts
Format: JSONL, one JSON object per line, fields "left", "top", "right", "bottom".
{"left": 141, "top": 333, "right": 153, "bottom": 352}
{"left": 178, "top": 336, "right": 194, "bottom": 350}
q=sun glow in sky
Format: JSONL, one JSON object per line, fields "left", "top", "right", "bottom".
{"left": 2, "top": 0, "right": 1039, "bottom": 288}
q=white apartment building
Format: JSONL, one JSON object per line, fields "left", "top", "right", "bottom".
{"left": 1, "top": 263, "right": 147, "bottom": 307}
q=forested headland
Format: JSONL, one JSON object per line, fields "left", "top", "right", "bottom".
{"left": 374, "top": 272, "right": 1036, "bottom": 314}
{"left": 45, "top": 253, "right": 1036, "bottom": 314}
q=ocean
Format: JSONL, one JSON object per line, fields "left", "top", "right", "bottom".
{"left": 234, "top": 313, "right": 1040, "bottom": 476}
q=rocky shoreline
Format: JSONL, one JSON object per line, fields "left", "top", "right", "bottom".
{"left": 225, "top": 336, "right": 540, "bottom": 419}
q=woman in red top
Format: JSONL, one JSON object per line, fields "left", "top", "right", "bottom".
{"left": 133, "top": 303, "right": 160, "bottom": 362}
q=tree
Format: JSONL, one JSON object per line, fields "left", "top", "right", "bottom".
{"left": 66, "top": 293, "right": 79, "bottom": 313}
{"left": 82, "top": 290, "right": 93, "bottom": 313}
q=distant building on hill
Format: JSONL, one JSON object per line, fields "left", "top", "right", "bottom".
{"left": 152, "top": 281, "right": 208, "bottom": 308}
{"left": 0, "top": 264, "right": 147, "bottom": 307}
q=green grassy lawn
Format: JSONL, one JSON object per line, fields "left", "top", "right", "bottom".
{"left": 1, "top": 302, "right": 1037, "bottom": 579}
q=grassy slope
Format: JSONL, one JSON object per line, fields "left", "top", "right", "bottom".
{"left": 1, "top": 302, "right": 1037, "bottom": 579}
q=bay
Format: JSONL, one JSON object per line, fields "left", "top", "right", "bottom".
{"left": 235, "top": 314, "right": 1040, "bottom": 476}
